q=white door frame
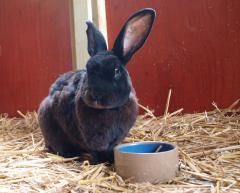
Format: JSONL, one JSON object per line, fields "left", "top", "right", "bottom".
{"left": 70, "top": 0, "right": 108, "bottom": 69}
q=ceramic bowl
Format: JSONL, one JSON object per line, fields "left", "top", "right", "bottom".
{"left": 114, "top": 141, "right": 179, "bottom": 183}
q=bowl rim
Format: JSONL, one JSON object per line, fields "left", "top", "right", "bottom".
{"left": 114, "top": 141, "right": 178, "bottom": 155}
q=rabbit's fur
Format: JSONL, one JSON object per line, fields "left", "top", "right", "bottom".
{"left": 38, "top": 8, "right": 156, "bottom": 164}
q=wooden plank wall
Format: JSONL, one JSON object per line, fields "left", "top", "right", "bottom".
{"left": 0, "top": 0, "right": 73, "bottom": 116}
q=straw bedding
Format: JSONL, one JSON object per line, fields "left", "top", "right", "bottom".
{"left": 0, "top": 100, "right": 239, "bottom": 193}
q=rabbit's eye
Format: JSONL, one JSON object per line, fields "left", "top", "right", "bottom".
{"left": 115, "top": 68, "right": 120, "bottom": 75}
{"left": 114, "top": 68, "right": 121, "bottom": 79}
{"left": 115, "top": 68, "right": 119, "bottom": 74}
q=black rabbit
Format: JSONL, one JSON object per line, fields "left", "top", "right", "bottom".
{"left": 38, "top": 8, "right": 156, "bottom": 164}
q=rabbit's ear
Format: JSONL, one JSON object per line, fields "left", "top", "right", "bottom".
{"left": 112, "top": 8, "right": 156, "bottom": 64}
{"left": 86, "top": 21, "right": 107, "bottom": 56}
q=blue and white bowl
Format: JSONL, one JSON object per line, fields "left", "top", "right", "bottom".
{"left": 114, "top": 141, "right": 179, "bottom": 183}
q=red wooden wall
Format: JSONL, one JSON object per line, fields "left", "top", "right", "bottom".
{"left": 1, "top": 0, "right": 240, "bottom": 116}
{"left": 0, "top": 0, "right": 72, "bottom": 116}
{"left": 105, "top": 0, "right": 240, "bottom": 115}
